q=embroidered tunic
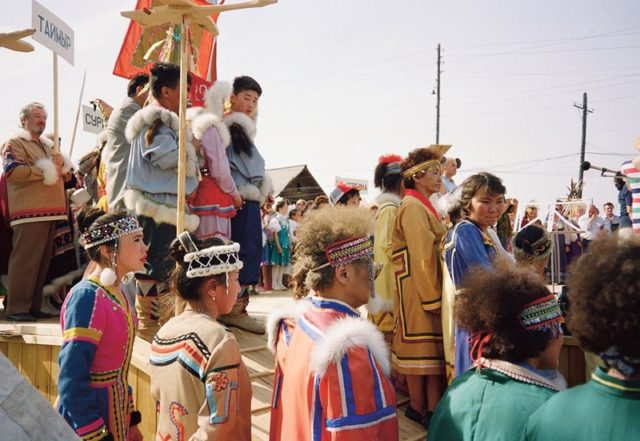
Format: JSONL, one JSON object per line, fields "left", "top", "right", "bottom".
{"left": 524, "top": 367, "right": 640, "bottom": 441}
{"left": 444, "top": 219, "right": 497, "bottom": 377}
{"left": 391, "top": 191, "right": 447, "bottom": 375}
{"left": 150, "top": 310, "right": 252, "bottom": 441}
{"left": 429, "top": 359, "right": 559, "bottom": 441}
{"left": 270, "top": 297, "right": 398, "bottom": 441}
{"left": 57, "top": 278, "right": 137, "bottom": 441}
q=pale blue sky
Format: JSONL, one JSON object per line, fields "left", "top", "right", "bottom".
{"left": 2, "top": 0, "right": 639, "bottom": 213}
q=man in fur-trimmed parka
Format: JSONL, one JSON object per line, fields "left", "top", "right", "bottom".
{"left": 123, "top": 62, "right": 199, "bottom": 340}
{"left": 2, "top": 102, "right": 72, "bottom": 321}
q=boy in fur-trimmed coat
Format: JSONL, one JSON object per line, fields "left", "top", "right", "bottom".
{"left": 2, "top": 102, "right": 72, "bottom": 321}
{"left": 123, "top": 62, "right": 199, "bottom": 341}
{"left": 218, "top": 76, "right": 273, "bottom": 334}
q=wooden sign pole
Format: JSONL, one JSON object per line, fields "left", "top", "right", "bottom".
{"left": 52, "top": 52, "right": 60, "bottom": 153}
{"left": 176, "top": 14, "right": 190, "bottom": 234}
{"left": 68, "top": 69, "right": 86, "bottom": 157}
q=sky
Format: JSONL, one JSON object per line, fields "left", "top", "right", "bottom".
{"left": 2, "top": 0, "right": 639, "bottom": 216}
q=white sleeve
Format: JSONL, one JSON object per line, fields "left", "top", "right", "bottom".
{"left": 268, "top": 217, "right": 282, "bottom": 233}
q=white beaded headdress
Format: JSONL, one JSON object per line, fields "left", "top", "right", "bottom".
{"left": 177, "top": 232, "right": 243, "bottom": 278}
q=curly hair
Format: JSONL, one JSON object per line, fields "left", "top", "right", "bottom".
{"left": 401, "top": 146, "right": 444, "bottom": 190}
{"left": 168, "top": 233, "right": 227, "bottom": 301}
{"left": 447, "top": 172, "right": 506, "bottom": 224}
{"left": 567, "top": 234, "right": 640, "bottom": 358}
{"left": 456, "top": 264, "right": 554, "bottom": 363}
{"left": 291, "top": 206, "right": 374, "bottom": 299}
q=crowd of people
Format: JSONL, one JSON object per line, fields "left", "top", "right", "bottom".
{"left": 1, "top": 60, "right": 639, "bottom": 440}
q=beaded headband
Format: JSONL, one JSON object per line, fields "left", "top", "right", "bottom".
{"left": 82, "top": 216, "right": 143, "bottom": 249}
{"left": 402, "top": 159, "right": 441, "bottom": 178}
{"left": 178, "top": 232, "right": 243, "bottom": 278}
{"left": 519, "top": 294, "right": 564, "bottom": 333}
{"left": 311, "top": 236, "right": 373, "bottom": 271}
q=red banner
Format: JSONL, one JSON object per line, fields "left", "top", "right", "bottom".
{"left": 113, "top": 0, "right": 220, "bottom": 82}
{"left": 189, "top": 72, "right": 212, "bottom": 107}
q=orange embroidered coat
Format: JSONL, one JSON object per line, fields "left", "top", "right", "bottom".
{"left": 268, "top": 297, "right": 398, "bottom": 441}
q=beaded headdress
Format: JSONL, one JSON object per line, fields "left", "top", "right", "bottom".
{"left": 82, "top": 216, "right": 143, "bottom": 249}
{"left": 177, "top": 232, "right": 243, "bottom": 278}
{"left": 519, "top": 294, "right": 564, "bottom": 335}
{"left": 316, "top": 236, "right": 374, "bottom": 269}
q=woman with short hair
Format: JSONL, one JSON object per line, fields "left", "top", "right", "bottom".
{"left": 429, "top": 265, "right": 565, "bottom": 440}
{"left": 267, "top": 206, "right": 398, "bottom": 440}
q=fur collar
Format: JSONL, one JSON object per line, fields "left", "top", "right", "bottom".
{"left": 311, "top": 316, "right": 390, "bottom": 377}
{"left": 204, "top": 81, "right": 231, "bottom": 118}
{"left": 125, "top": 104, "right": 198, "bottom": 178}
{"left": 125, "top": 104, "right": 182, "bottom": 142}
{"left": 190, "top": 113, "right": 231, "bottom": 147}
{"left": 375, "top": 192, "right": 402, "bottom": 208}
{"left": 13, "top": 128, "right": 54, "bottom": 149}
{"left": 266, "top": 299, "right": 312, "bottom": 353}
{"left": 224, "top": 112, "right": 257, "bottom": 140}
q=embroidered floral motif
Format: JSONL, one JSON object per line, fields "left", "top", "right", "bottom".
{"left": 209, "top": 372, "right": 230, "bottom": 392}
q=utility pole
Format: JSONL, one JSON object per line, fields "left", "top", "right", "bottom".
{"left": 435, "top": 43, "right": 441, "bottom": 144}
{"left": 574, "top": 92, "right": 593, "bottom": 188}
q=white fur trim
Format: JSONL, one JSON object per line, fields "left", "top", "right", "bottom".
{"left": 191, "top": 113, "right": 231, "bottom": 147}
{"left": 260, "top": 173, "right": 274, "bottom": 201}
{"left": 95, "top": 129, "right": 108, "bottom": 148}
{"left": 186, "top": 106, "right": 205, "bottom": 121}
{"left": 61, "top": 153, "right": 74, "bottom": 173}
{"left": 266, "top": 299, "right": 312, "bottom": 353}
{"left": 237, "top": 173, "right": 273, "bottom": 205}
{"left": 125, "top": 105, "right": 180, "bottom": 143}
{"left": 374, "top": 192, "right": 402, "bottom": 207}
{"left": 12, "top": 128, "right": 54, "bottom": 150}
{"left": 204, "top": 81, "right": 231, "bottom": 119}
{"left": 224, "top": 112, "right": 256, "bottom": 140}
{"left": 438, "top": 185, "right": 463, "bottom": 215}
{"left": 311, "top": 316, "right": 390, "bottom": 377}
{"left": 35, "top": 157, "right": 58, "bottom": 185}
{"left": 125, "top": 105, "right": 197, "bottom": 178}
{"left": 367, "top": 294, "right": 394, "bottom": 315}
{"left": 124, "top": 189, "right": 199, "bottom": 232}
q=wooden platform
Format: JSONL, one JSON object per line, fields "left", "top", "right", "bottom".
{"left": 0, "top": 290, "right": 585, "bottom": 440}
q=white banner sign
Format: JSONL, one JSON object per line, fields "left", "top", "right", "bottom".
{"left": 82, "top": 105, "right": 104, "bottom": 134}
{"left": 32, "top": 0, "right": 74, "bottom": 65}
{"left": 335, "top": 176, "right": 369, "bottom": 194}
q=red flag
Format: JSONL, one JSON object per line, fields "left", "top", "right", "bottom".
{"left": 113, "top": 0, "right": 221, "bottom": 82}
{"left": 189, "top": 72, "right": 212, "bottom": 107}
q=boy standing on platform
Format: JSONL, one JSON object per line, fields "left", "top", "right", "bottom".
{"left": 220, "top": 76, "right": 273, "bottom": 334}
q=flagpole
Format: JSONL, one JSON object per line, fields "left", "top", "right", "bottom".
{"left": 176, "top": 14, "right": 189, "bottom": 234}
{"left": 52, "top": 52, "right": 60, "bottom": 153}
{"left": 68, "top": 69, "right": 87, "bottom": 158}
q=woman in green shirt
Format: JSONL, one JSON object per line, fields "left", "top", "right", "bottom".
{"left": 524, "top": 234, "right": 640, "bottom": 441}
{"left": 428, "top": 263, "right": 565, "bottom": 440}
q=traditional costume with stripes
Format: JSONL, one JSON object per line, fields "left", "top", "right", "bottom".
{"left": 150, "top": 310, "right": 252, "bottom": 441}
{"left": 269, "top": 297, "right": 398, "bottom": 441}
{"left": 57, "top": 277, "right": 139, "bottom": 441}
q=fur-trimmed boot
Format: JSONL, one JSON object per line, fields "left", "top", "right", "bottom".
{"left": 218, "top": 294, "right": 265, "bottom": 334}
{"left": 135, "top": 279, "right": 175, "bottom": 341}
